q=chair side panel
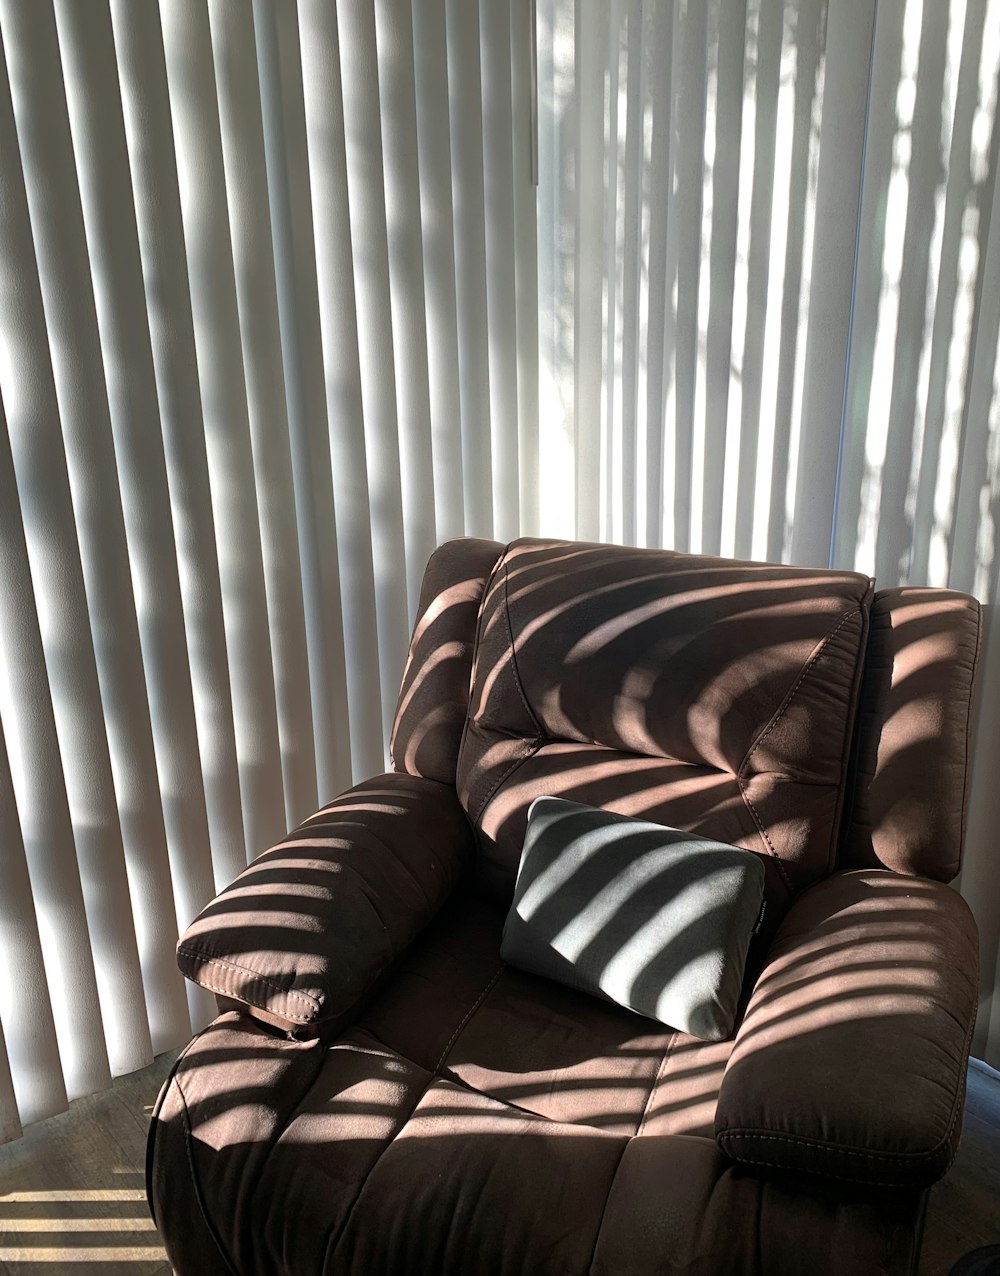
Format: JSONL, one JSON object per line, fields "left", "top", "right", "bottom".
{"left": 842, "top": 587, "right": 982, "bottom": 881}
{"left": 390, "top": 537, "right": 504, "bottom": 784}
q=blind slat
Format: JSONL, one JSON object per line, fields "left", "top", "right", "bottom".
{"left": 671, "top": 0, "right": 708, "bottom": 553}
{"left": 618, "top": 0, "right": 642, "bottom": 548}
{"left": 412, "top": 0, "right": 466, "bottom": 545}
{"left": 332, "top": 0, "right": 410, "bottom": 750}
{"left": 871, "top": 0, "right": 953, "bottom": 583}
{"left": 253, "top": 0, "right": 353, "bottom": 804}
{"left": 376, "top": 0, "right": 438, "bottom": 618}
{"left": 1, "top": 0, "right": 154, "bottom": 1081}
{"left": 55, "top": 0, "right": 207, "bottom": 1051}
{"left": 298, "top": 0, "right": 385, "bottom": 781}
{"left": 0, "top": 404, "right": 69, "bottom": 1126}
{"left": 789, "top": 0, "right": 877, "bottom": 568}
{"left": 656, "top": 0, "right": 682, "bottom": 548}
{"left": 536, "top": 0, "right": 576, "bottom": 539}
{"left": 573, "top": 1, "right": 604, "bottom": 542}
{"left": 0, "top": 1019, "right": 21, "bottom": 1146}
{"left": 751, "top": 5, "right": 799, "bottom": 560}
{"left": 701, "top": 0, "right": 746, "bottom": 556}
{"left": 910, "top": 3, "right": 990, "bottom": 585}
{"left": 481, "top": 0, "right": 521, "bottom": 542}
{"left": 160, "top": 0, "right": 286, "bottom": 861}
{"left": 447, "top": 0, "right": 495, "bottom": 539}
{"left": 110, "top": 0, "right": 246, "bottom": 912}
{"left": 949, "top": 38, "right": 1000, "bottom": 593}
{"left": 208, "top": 0, "right": 317, "bottom": 828}
{"left": 763, "top": 0, "right": 824, "bottom": 564}
{"left": 633, "top": 1, "right": 655, "bottom": 548}
{"left": 729, "top": 0, "right": 782, "bottom": 559}
{"left": 511, "top": 0, "right": 540, "bottom": 538}
{"left": 642, "top": 0, "right": 675, "bottom": 550}
{"left": 602, "top": 1, "right": 623, "bottom": 542}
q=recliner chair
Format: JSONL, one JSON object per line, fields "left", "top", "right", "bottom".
{"left": 149, "top": 537, "right": 982, "bottom": 1275}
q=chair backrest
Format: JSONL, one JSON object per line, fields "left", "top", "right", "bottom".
{"left": 391, "top": 538, "right": 981, "bottom": 909}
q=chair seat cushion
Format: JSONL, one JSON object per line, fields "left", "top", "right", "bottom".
{"left": 149, "top": 889, "right": 924, "bottom": 1276}
{"left": 356, "top": 888, "right": 734, "bottom": 1137}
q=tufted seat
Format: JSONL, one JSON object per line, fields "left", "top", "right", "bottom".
{"left": 149, "top": 538, "right": 982, "bottom": 1275}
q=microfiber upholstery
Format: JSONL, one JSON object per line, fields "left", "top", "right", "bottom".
{"left": 391, "top": 537, "right": 504, "bottom": 784}
{"left": 457, "top": 539, "right": 874, "bottom": 913}
{"left": 842, "top": 587, "right": 982, "bottom": 881}
{"left": 149, "top": 890, "right": 926, "bottom": 1276}
{"left": 152, "top": 537, "right": 981, "bottom": 1276}
{"left": 177, "top": 773, "right": 474, "bottom": 1029}
{"left": 715, "top": 870, "right": 980, "bottom": 1187}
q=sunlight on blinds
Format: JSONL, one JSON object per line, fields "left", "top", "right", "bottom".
{"left": 835, "top": 0, "right": 1000, "bottom": 1065}
{"left": 1, "top": 0, "right": 1000, "bottom": 1141}
{"left": 537, "top": 0, "right": 1000, "bottom": 1068}
{"left": 0, "top": 0, "right": 536, "bottom": 1134}
{"left": 537, "top": 0, "right": 873, "bottom": 563}
{"left": 838, "top": 0, "right": 1000, "bottom": 598}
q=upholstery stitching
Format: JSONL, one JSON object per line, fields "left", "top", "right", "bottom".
{"left": 714, "top": 1148, "right": 945, "bottom": 1191}
{"left": 176, "top": 947, "right": 319, "bottom": 1019}
{"left": 173, "top": 1071, "right": 241, "bottom": 1276}
{"left": 502, "top": 559, "right": 544, "bottom": 736}
{"left": 720, "top": 983, "right": 977, "bottom": 1169}
{"left": 738, "top": 608, "right": 857, "bottom": 777}
{"left": 634, "top": 1031, "right": 677, "bottom": 1137}
{"left": 958, "top": 599, "right": 983, "bottom": 875}
{"left": 472, "top": 740, "right": 543, "bottom": 829}
{"left": 586, "top": 1137, "right": 632, "bottom": 1276}
{"left": 435, "top": 963, "right": 506, "bottom": 1074}
{"left": 323, "top": 1070, "right": 438, "bottom": 1269}
{"left": 737, "top": 779, "right": 795, "bottom": 896}
{"left": 720, "top": 1130, "right": 949, "bottom": 1162}
{"left": 146, "top": 1029, "right": 207, "bottom": 1229}
{"left": 456, "top": 544, "right": 509, "bottom": 783}
{"left": 174, "top": 971, "right": 315, "bottom": 1025}
{"left": 829, "top": 584, "right": 873, "bottom": 878}
{"left": 735, "top": 607, "right": 859, "bottom": 896}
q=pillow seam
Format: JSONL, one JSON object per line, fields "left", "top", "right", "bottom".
{"left": 176, "top": 946, "right": 320, "bottom": 1020}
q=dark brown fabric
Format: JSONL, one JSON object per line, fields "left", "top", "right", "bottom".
{"left": 457, "top": 538, "right": 873, "bottom": 904}
{"left": 154, "top": 539, "right": 981, "bottom": 1275}
{"left": 843, "top": 587, "right": 981, "bottom": 881}
{"left": 590, "top": 1134, "right": 923, "bottom": 1276}
{"left": 147, "top": 1011, "right": 327, "bottom": 1276}
{"left": 715, "top": 868, "right": 979, "bottom": 1187}
{"left": 460, "top": 740, "right": 790, "bottom": 919}
{"left": 357, "top": 889, "right": 702, "bottom": 1138}
{"left": 150, "top": 897, "right": 924, "bottom": 1276}
{"left": 176, "top": 773, "right": 474, "bottom": 1028}
{"left": 390, "top": 537, "right": 504, "bottom": 783}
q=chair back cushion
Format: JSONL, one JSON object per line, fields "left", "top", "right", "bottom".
{"left": 456, "top": 539, "right": 873, "bottom": 911}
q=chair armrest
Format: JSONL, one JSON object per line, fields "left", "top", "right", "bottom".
{"left": 714, "top": 869, "right": 978, "bottom": 1187}
{"left": 177, "top": 773, "right": 474, "bottom": 1032}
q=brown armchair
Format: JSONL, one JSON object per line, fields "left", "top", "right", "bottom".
{"left": 149, "top": 537, "right": 981, "bottom": 1276}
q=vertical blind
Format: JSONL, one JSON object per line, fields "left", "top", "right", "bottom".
{"left": 0, "top": 0, "right": 536, "bottom": 1137}
{"left": 1, "top": 0, "right": 999, "bottom": 1144}
{"left": 537, "top": 0, "right": 1000, "bottom": 1068}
